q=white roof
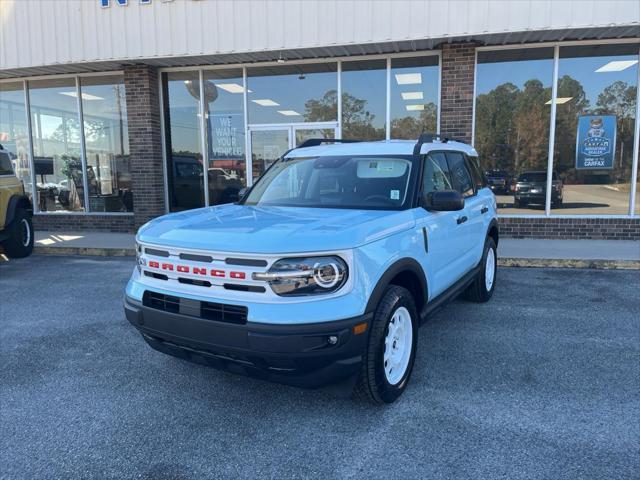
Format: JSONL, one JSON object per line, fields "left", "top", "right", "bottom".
{"left": 286, "top": 139, "right": 478, "bottom": 158}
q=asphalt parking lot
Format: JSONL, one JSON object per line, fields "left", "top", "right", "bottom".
{"left": 1, "top": 256, "right": 638, "bottom": 479}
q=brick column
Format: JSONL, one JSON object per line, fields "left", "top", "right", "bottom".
{"left": 124, "top": 65, "right": 166, "bottom": 229}
{"left": 439, "top": 42, "right": 478, "bottom": 143}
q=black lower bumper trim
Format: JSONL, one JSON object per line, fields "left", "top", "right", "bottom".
{"left": 124, "top": 297, "right": 370, "bottom": 388}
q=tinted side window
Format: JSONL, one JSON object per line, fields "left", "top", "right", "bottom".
{"left": 446, "top": 152, "right": 475, "bottom": 197}
{"left": 466, "top": 156, "right": 486, "bottom": 190}
{"left": 422, "top": 152, "right": 453, "bottom": 195}
{"left": 0, "top": 152, "right": 13, "bottom": 175}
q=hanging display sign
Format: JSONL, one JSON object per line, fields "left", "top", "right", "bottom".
{"left": 575, "top": 115, "right": 616, "bottom": 170}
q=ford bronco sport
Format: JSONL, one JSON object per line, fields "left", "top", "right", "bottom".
{"left": 0, "top": 144, "right": 34, "bottom": 258}
{"left": 125, "top": 135, "right": 499, "bottom": 404}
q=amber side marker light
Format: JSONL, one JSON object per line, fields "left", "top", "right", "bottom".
{"left": 353, "top": 322, "right": 368, "bottom": 335}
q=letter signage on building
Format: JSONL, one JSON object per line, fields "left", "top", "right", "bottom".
{"left": 575, "top": 115, "right": 616, "bottom": 170}
{"left": 101, "top": 0, "right": 169, "bottom": 7}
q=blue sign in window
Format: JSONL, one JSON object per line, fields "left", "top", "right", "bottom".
{"left": 575, "top": 115, "right": 617, "bottom": 170}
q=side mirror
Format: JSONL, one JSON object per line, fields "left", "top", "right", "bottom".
{"left": 424, "top": 190, "right": 465, "bottom": 211}
{"left": 227, "top": 187, "right": 248, "bottom": 204}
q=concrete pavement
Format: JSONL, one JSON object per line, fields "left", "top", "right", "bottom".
{"left": 1, "top": 257, "right": 638, "bottom": 479}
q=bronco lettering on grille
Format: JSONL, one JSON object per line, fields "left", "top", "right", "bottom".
{"left": 147, "top": 261, "right": 247, "bottom": 279}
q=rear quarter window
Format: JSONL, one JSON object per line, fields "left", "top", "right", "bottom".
{"left": 466, "top": 156, "right": 486, "bottom": 191}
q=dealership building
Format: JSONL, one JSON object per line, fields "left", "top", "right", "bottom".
{"left": 1, "top": 0, "right": 639, "bottom": 239}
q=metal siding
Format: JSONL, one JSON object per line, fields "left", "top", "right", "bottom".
{"left": 1, "top": 0, "right": 639, "bottom": 71}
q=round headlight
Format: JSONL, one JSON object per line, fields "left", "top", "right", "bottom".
{"left": 313, "top": 261, "right": 342, "bottom": 289}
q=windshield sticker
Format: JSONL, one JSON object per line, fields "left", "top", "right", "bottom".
{"left": 390, "top": 190, "right": 400, "bottom": 200}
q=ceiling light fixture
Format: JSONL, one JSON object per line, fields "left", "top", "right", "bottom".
{"left": 595, "top": 60, "right": 638, "bottom": 73}
{"left": 59, "top": 92, "right": 104, "bottom": 101}
{"left": 405, "top": 104, "right": 425, "bottom": 111}
{"left": 395, "top": 73, "right": 422, "bottom": 85}
{"left": 252, "top": 99, "right": 280, "bottom": 106}
{"left": 545, "top": 97, "right": 573, "bottom": 105}
{"left": 277, "top": 110, "right": 301, "bottom": 116}
{"left": 216, "top": 83, "right": 246, "bottom": 93}
{"left": 401, "top": 92, "right": 424, "bottom": 100}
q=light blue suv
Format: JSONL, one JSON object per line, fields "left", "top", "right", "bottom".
{"left": 124, "top": 135, "right": 499, "bottom": 404}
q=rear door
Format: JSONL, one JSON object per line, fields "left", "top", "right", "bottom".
{"left": 465, "top": 155, "right": 494, "bottom": 263}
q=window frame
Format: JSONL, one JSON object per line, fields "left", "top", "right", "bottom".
{"left": 1, "top": 71, "right": 133, "bottom": 215}
{"left": 472, "top": 41, "right": 640, "bottom": 218}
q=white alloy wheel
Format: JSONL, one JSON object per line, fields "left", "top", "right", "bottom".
{"left": 20, "top": 218, "right": 31, "bottom": 247}
{"left": 383, "top": 306, "right": 413, "bottom": 385}
{"left": 485, "top": 247, "right": 496, "bottom": 291}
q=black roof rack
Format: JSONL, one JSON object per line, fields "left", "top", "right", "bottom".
{"left": 412, "top": 132, "right": 467, "bottom": 155}
{"left": 296, "top": 138, "right": 361, "bottom": 149}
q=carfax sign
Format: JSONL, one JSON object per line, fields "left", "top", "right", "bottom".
{"left": 575, "top": 115, "right": 616, "bottom": 170}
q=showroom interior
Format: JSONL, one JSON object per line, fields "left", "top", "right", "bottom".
{"left": 1, "top": 36, "right": 639, "bottom": 239}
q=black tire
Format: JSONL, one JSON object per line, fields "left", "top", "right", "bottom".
{"left": 353, "top": 285, "right": 418, "bottom": 405}
{"left": 2, "top": 209, "right": 34, "bottom": 258}
{"left": 552, "top": 197, "right": 563, "bottom": 208}
{"left": 464, "top": 237, "right": 497, "bottom": 303}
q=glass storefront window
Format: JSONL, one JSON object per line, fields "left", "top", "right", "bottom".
{"left": 202, "top": 70, "right": 246, "bottom": 205}
{"left": 475, "top": 48, "right": 555, "bottom": 214}
{"left": 341, "top": 60, "right": 387, "bottom": 141}
{"left": 553, "top": 44, "right": 638, "bottom": 215}
{"left": 390, "top": 56, "right": 439, "bottom": 139}
{"left": 80, "top": 75, "right": 131, "bottom": 212}
{"left": 162, "top": 71, "right": 204, "bottom": 211}
{"left": 0, "top": 82, "right": 32, "bottom": 201}
{"left": 247, "top": 63, "right": 337, "bottom": 124}
{"left": 29, "top": 78, "right": 85, "bottom": 212}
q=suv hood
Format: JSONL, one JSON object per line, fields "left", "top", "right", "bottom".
{"left": 137, "top": 204, "right": 416, "bottom": 254}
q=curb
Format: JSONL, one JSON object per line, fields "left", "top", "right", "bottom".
{"left": 34, "top": 246, "right": 135, "bottom": 257}
{"left": 31, "top": 247, "right": 640, "bottom": 269}
{"left": 498, "top": 257, "right": 640, "bottom": 270}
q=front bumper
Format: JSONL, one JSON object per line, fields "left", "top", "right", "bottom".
{"left": 515, "top": 191, "right": 561, "bottom": 203}
{"left": 124, "top": 296, "right": 370, "bottom": 388}
{"left": 488, "top": 184, "right": 509, "bottom": 194}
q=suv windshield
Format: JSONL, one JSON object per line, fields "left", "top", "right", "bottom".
{"left": 243, "top": 155, "right": 417, "bottom": 210}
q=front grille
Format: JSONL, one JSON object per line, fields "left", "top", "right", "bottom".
{"left": 144, "top": 291, "right": 180, "bottom": 314}
{"left": 200, "top": 300, "right": 248, "bottom": 324}
{"left": 143, "top": 291, "right": 248, "bottom": 324}
{"left": 180, "top": 253, "right": 213, "bottom": 263}
{"left": 145, "top": 247, "right": 170, "bottom": 257}
{"left": 144, "top": 271, "right": 168, "bottom": 281}
{"left": 225, "top": 257, "right": 268, "bottom": 267}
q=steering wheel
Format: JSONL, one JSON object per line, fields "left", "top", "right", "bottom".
{"left": 364, "top": 194, "right": 396, "bottom": 205}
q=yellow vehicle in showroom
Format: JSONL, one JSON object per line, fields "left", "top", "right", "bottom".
{"left": 0, "top": 144, "right": 33, "bottom": 258}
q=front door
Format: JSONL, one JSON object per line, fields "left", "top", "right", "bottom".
{"left": 248, "top": 123, "right": 337, "bottom": 184}
{"left": 414, "top": 151, "right": 467, "bottom": 298}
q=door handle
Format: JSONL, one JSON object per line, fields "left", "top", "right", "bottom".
{"left": 481, "top": 206, "right": 489, "bottom": 214}
{"left": 456, "top": 215, "right": 468, "bottom": 225}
